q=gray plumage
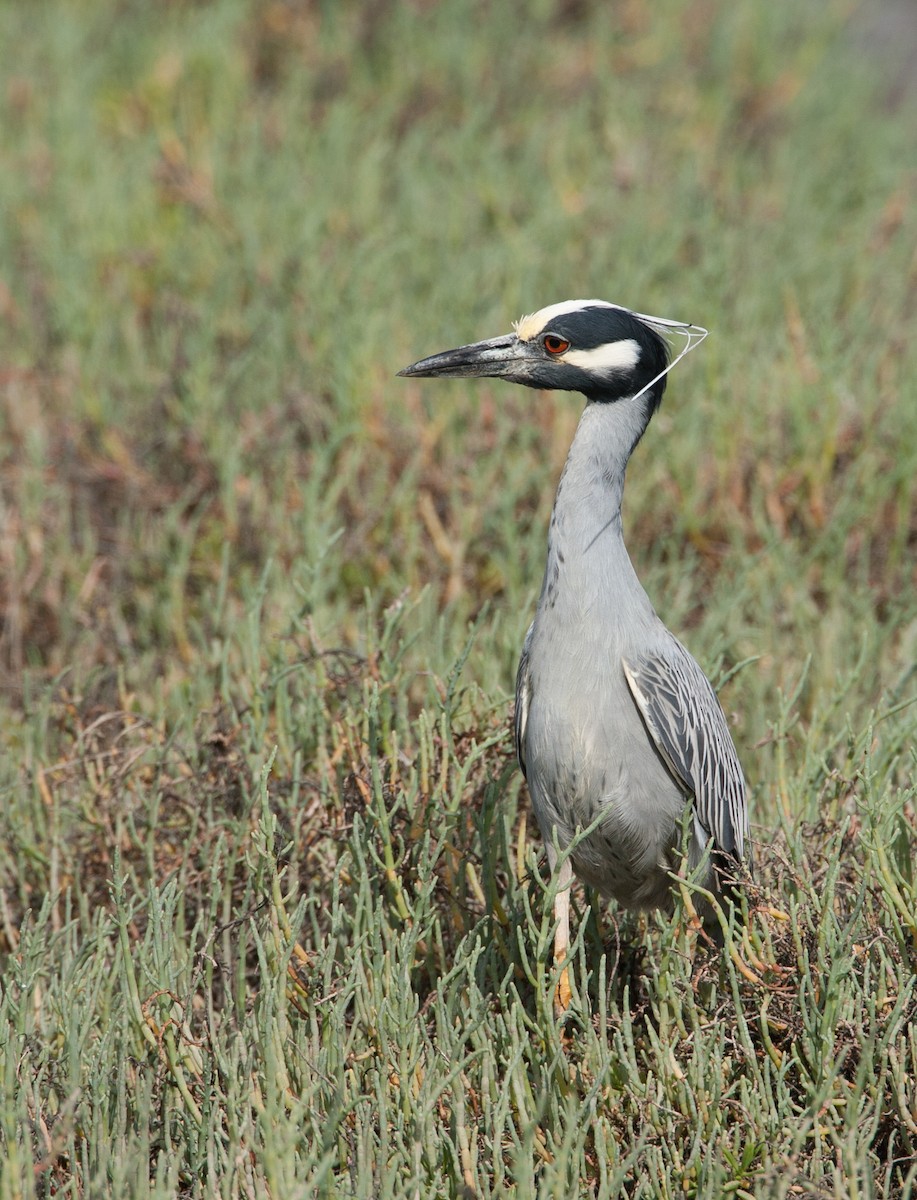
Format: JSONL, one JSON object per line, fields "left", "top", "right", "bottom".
{"left": 399, "top": 298, "right": 749, "bottom": 980}
{"left": 513, "top": 400, "right": 746, "bottom": 911}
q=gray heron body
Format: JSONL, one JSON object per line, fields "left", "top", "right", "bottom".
{"left": 399, "top": 299, "right": 749, "bottom": 1009}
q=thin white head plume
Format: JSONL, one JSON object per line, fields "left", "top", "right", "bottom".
{"left": 630, "top": 307, "right": 708, "bottom": 402}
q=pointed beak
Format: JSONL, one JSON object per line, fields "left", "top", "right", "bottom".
{"left": 398, "top": 333, "right": 527, "bottom": 380}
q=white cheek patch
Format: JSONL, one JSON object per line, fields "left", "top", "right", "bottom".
{"left": 561, "top": 338, "right": 641, "bottom": 374}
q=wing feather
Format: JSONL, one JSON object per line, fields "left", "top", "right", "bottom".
{"left": 623, "top": 641, "right": 748, "bottom": 862}
{"left": 513, "top": 623, "right": 535, "bottom": 781}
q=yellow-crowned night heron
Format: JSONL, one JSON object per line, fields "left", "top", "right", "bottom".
{"left": 399, "top": 299, "right": 749, "bottom": 1009}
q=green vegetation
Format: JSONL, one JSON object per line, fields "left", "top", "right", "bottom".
{"left": 1, "top": 1, "right": 915, "bottom": 1195}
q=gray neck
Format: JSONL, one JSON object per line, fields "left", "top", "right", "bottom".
{"left": 538, "top": 395, "right": 656, "bottom": 622}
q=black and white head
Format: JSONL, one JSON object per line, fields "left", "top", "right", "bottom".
{"left": 398, "top": 299, "right": 706, "bottom": 413}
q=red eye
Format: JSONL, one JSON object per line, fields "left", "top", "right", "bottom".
{"left": 543, "top": 335, "right": 570, "bottom": 355}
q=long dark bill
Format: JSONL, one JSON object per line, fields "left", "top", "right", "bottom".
{"left": 397, "top": 334, "right": 520, "bottom": 379}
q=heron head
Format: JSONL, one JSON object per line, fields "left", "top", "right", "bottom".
{"left": 398, "top": 299, "right": 706, "bottom": 411}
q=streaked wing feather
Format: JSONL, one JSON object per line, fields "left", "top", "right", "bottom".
{"left": 514, "top": 623, "right": 534, "bottom": 781}
{"left": 623, "top": 642, "right": 747, "bottom": 861}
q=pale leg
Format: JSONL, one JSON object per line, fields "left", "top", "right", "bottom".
{"left": 552, "top": 854, "right": 574, "bottom": 1014}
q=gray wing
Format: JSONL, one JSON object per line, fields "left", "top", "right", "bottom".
{"left": 513, "top": 623, "right": 535, "bottom": 781}
{"left": 623, "top": 640, "right": 748, "bottom": 862}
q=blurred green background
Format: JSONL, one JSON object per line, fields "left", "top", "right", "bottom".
{"left": 1, "top": 1, "right": 915, "bottom": 1196}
